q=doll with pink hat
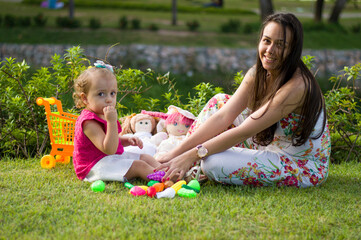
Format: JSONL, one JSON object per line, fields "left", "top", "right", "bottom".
{"left": 142, "top": 105, "right": 196, "bottom": 159}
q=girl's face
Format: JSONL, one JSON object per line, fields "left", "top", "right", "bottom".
{"left": 166, "top": 120, "right": 191, "bottom": 136}
{"left": 258, "top": 21, "right": 291, "bottom": 76}
{"left": 134, "top": 119, "right": 153, "bottom": 133}
{"left": 81, "top": 73, "right": 117, "bottom": 116}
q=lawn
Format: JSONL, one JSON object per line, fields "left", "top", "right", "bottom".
{"left": 1, "top": 157, "right": 361, "bottom": 239}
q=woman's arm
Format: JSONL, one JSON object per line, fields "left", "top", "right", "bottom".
{"left": 203, "top": 73, "right": 306, "bottom": 154}
{"left": 83, "top": 106, "right": 119, "bottom": 155}
{"left": 160, "top": 71, "right": 306, "bottom": 180}
{"left": 157, "top": 67, "right": 256, "bottom": 164}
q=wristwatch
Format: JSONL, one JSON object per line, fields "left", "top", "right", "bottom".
{"left": 196, "top": 144, "right": 208, "bottom": 159}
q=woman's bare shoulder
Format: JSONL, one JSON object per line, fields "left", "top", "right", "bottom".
{"left": 241, "top": 65, "right": 257, "bottom": 88}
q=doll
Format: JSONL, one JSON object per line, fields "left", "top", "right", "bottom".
{"left": 120, "top": 113, "right": 164, "bottom": 156}
{"left": 121, "top": 113, "right": 157, "bottom": 136}
{"left": 142, "top": 105, "right": 196, "bottom": 159}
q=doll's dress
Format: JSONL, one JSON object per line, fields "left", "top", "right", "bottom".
{"left": 154, "top": 134, "right": 186, "bottom": 159}
{"left": 123, "top": 132, "right": 157, "bottom": 156}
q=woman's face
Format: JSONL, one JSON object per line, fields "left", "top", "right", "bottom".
{"left": 258, "top": 21, "right": 291, "bottom": 75}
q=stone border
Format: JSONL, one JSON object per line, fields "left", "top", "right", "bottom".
{"left": 1, "top": 43, "right": 360, "bottom": 78}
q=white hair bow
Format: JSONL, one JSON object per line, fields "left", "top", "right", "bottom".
{"left": 94, "top": 60, "right": 113, "bottom": 72}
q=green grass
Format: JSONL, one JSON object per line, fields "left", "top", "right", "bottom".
{"left": 0, "top": 1, "right": 361, "bottom": 49}
{"left": 1, "top": 157, "right": 361, "bottom": 239}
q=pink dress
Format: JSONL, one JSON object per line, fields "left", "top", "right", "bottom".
{"left": 73, "top": 109, "right": 124, "bottom": 180}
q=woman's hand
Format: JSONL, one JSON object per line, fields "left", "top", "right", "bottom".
{"left": 155, "top": 153, "right": 173, "bottom": 163}
{"left": 156, "top": 151, "right": 196, "bottom": 181}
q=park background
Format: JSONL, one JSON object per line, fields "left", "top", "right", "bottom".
{"left": 1, "top": 0, "right": 361, "bottom": 239}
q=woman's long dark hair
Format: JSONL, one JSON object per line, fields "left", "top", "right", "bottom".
{"left": 251, "top": 13, "right": 326, "bottom": 146}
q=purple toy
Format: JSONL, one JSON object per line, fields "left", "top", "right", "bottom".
{"left": 147, "top": 171, "right": 165, "bottom": 182}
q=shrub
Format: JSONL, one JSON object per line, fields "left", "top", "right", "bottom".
{"left": 33, "top": 13, "right": 47, "bottom": 27}
{"left": 56, "top": 16, "right": 81, "bottom": 28}
{"left": 89, "top": 17, "right": 101, "bottom": 29}
{"left": 243, "top": 23, "right": 253, "bottom": 34}
{"left": 1, "top": 48, "right": 360, "bottom": 163}
{"left": 4, "top": 14, "right": 16, "bottom": 28}
{"left": 0, "top": 15, "right": 2, "bottom": 26}
{"left": 119, "top": 16, "right": 128, "bottom": 29}
{"left": 0, "top": 47, "right": 88, "bottom": 158}
{"left": 18, "top": 16, "right": 32, "bottom": 27}
{"left": 0, "top": 45, "right": 218, "bottom": 159}
{"left": 148, "top": 23, "right": 159, "bottom": 31}
{"left": 303, "top": 21, "right": 347, "bottom": 33}
{"left": 302, "top": 56, "right": 361, "bottom": 162}
{"left": 351, "top": 23, "right": 360, "bottom": 33}
{"left": 220, "top": 19, "right": 241, "bottom": 33}
{"left": 131, "top": 18, "right": 141, "bottom": 30}
{"left": 324, "top": 63, "right": 361, "bottom": 162}
{"left": 186, "top": 20, "right": 200, "bottom": 32}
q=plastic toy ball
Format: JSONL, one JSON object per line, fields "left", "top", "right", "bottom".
{"left": 177, "top": 188, "right": 197, "bottom": 198}
{"left": 91, "top": 180, "right": 105, "bottom": 192}
{"left": 129, "top": 186, "right": 146, "bottom": 196}
{"left": 147, "top": 186, "right": 157, "bottom": 198}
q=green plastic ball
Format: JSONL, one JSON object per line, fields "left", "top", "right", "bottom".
{"left": 91, "top": 180, "right": 105, "bottom": 192}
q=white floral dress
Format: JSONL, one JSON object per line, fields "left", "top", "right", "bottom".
{"left": 188, "top": 94, "right": 331, "bottom": 188}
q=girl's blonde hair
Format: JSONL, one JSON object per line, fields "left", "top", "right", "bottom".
{"left": 73, "top": 67, "right": 116, "bottom": 109}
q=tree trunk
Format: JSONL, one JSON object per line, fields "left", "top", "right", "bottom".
{"left": 259, "top": 0, "right": 274, "bottom": 22}
{"left": 172, "top": 0, "right": 177, "bottom": 25}
{"left": 329, "top": 0, "right": 348, "bottom": 23}
{"left": 314, "top": 0, "right": 324, "bottom": 22}
{"left": 69, "top": 0, "right": 74, "bottom": 19}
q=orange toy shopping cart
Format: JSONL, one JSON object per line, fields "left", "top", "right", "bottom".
{"left": 36, "top": 97, "right": 78, "bottom": 169}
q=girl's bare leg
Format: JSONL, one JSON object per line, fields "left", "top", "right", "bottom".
{"left": 140, "top": 154, "right": 161, "bottom": 168}
{"left": 124, "top": 160, "right": 155, "bottom": 181}
{"left": 125, "top": 155, "right": 178, "bottom": 182}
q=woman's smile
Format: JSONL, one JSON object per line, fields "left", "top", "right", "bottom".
{"left": 258, "top": 21, "right": 291, "bottom": 76}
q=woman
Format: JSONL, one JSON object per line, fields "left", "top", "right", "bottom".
{"left": 156, "top": 13, "right": 331, "bottom": 188}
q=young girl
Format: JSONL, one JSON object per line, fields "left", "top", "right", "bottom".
{"left": 72, "top": 62, "right": 161, "bottom": 182}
